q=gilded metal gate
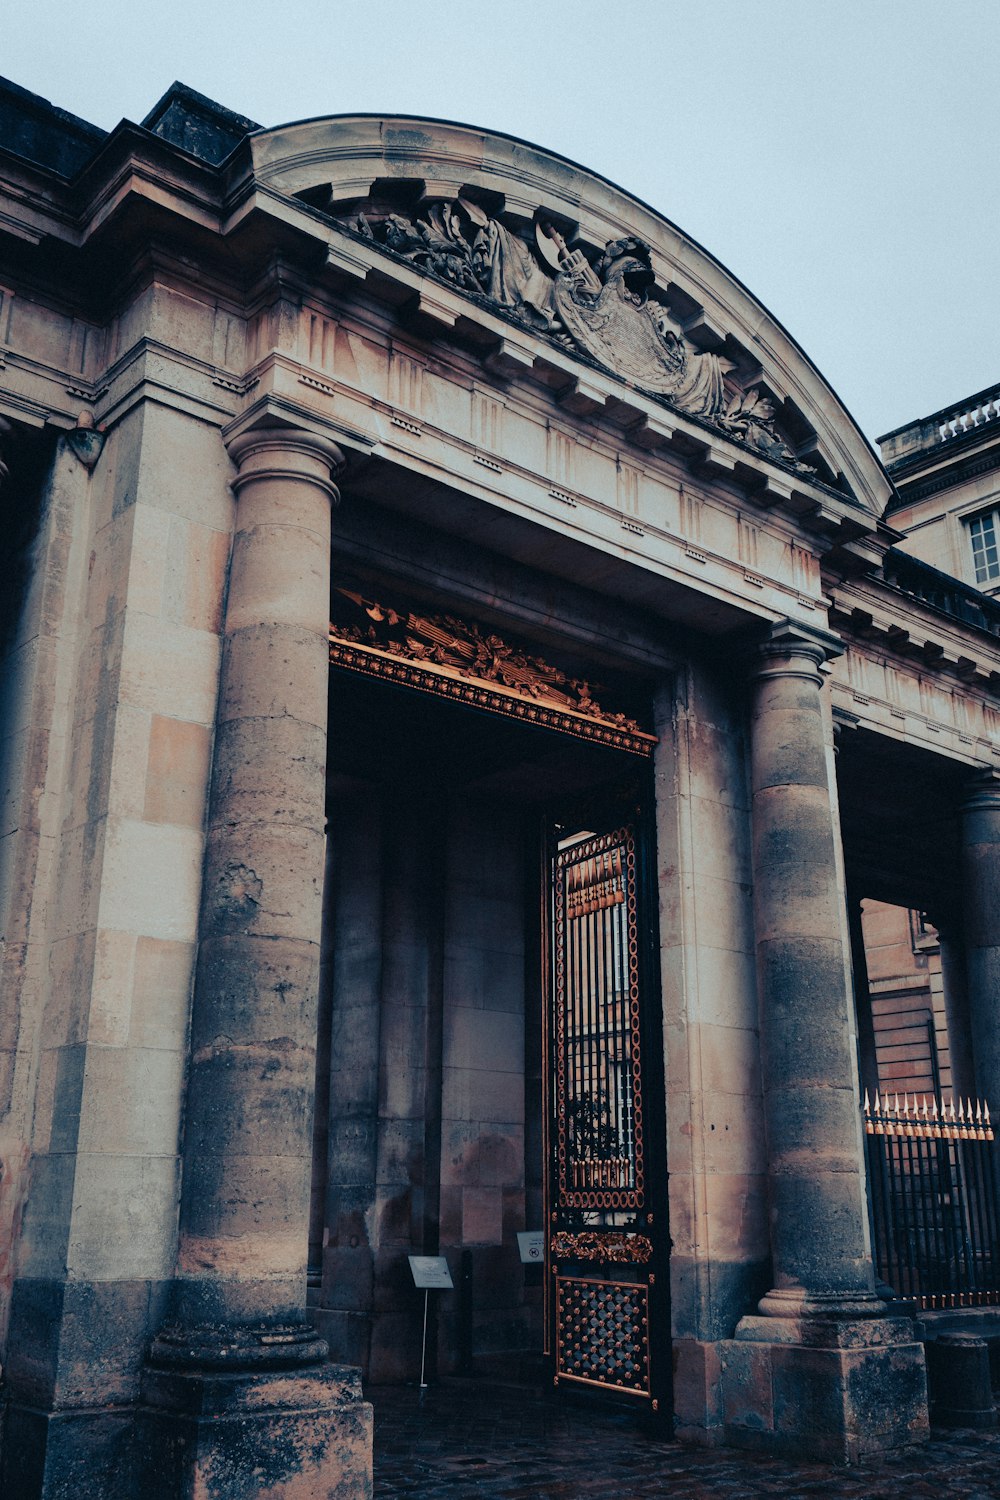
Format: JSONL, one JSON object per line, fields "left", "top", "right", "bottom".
{"left": 544, "top": 809, "right": 670, "bottom": 1412}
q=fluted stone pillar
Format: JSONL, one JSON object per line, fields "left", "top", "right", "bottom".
{"left": 721, "top": 620, "right": 927, "bottom": 1462}
{"left": 961, "top": 770, "right": 1000, "bottom": 1115}
{"left": 140, "top": 424, "right": 372, "bottom": 1500}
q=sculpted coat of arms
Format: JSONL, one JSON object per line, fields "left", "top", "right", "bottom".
{"left": 341, "top": 196, "right": 810, "bottom": 471}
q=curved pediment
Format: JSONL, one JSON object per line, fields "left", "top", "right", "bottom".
{"left": 248, "top": 116, "right": 890, "bottom": 520}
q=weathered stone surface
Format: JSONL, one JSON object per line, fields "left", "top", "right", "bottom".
{"left": 925, "top": 1334, "right": 997, "bottom": 1428}
{"left": 746, "top": 625, "right": 876, "bottom": 1307}
{"left": 8, "top": 81, "right": 1000, "bottom": 1497}
{"left": 721, "top": 1330, "right": 929, "bottom": 1461}
{"left": 144, "top": 715, "right": 213, "bottom": 829}
{"left": 138, "top": 1364, "right": 373, "bottom": 1500}
{"left": 1, "top": 1404, "right": 136, "bottom": 1500}
{"left": 5, "top": 1276, "right": 170, "bottom": 1407}
{"left": 218, "top": 623, "right": 331, "bottom": 728}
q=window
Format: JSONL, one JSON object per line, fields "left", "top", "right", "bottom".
{"left": 968, "top": 510, "right": 1000, "bottom": 584}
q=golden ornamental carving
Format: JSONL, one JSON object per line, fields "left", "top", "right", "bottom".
{"left": 550, "top": 1230, "right": 654, "bottom": 1265}
{"left": 328, "top": 588, "right": 656, "bottom": 757}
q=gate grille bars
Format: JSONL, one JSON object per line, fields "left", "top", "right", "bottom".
{"left": 553, "top": 830, "right": 644, "bottom": 1212}
{"left": 548, "top": 822, "right": 662, "bottom": 1405}
{"left": 863, "top": 1091, "right": 1000, "bottom": 1309}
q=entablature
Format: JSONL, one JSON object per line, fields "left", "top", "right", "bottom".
{"left": 246, "top": 193, "right": 876, "bottom": 543}
{"left": 213, "top": 243, "right": 877, "bottom": 603}
{"left": 829, "top": 570, "right": 1000, "bottom": 691}
{"left": 0, "top": 109, "right": 894, "bottom": 508}
{"left": 223, "top": 330, "right": 835, "bottom": 646}
{"left": 829, "top": 567, "right": 1000, "bottom": 768}
{"left": 830, "top": 655, "right": 1000, "bottom": 771}
{"left": 2, "top": 105, "right": 917, "bottom": 660}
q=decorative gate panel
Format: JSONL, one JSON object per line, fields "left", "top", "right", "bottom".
{"left": 545, "top": 815, "right": 669, "bottom": 1412}
{"left": 555, "top": 1276, "right": 650, "bottom": 1395}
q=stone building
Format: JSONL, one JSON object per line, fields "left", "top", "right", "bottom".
{"left": 845, "top": 388, "right": 1000, "bottom": 1111}
{"left": 880, "top": 382, "right": 1000, "bottom": 595}
{"left": 2, "top": 75, "right": 1000, "bottom": 1498}
{"left": 855, "top": 899, "right": 951, "bottom": 1102}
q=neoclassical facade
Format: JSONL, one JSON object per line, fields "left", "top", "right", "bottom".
{"left": 2, "top": 77, "right": 1000, "bottom": 1498}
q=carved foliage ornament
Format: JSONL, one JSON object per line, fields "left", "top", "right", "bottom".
{"left": 550, "top": 1230, "right": 654, "bottom": 1265}
{"left": 341, "top": 197, "right": 810, "bottom": 471}
{"left": 328, "top": 586, "right": 655, "bottom": 755}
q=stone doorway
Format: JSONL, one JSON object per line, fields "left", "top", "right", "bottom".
{"left": 308, "top": 657, "right": 654, "bottom": 1385}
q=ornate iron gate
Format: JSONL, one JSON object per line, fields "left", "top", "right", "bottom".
{"left": 544, "top": 808, "right": 670, "bottom": 1412}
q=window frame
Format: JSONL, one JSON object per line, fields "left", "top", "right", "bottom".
{"left": 965, "top": 505, "right": 1000, "bottom": 586}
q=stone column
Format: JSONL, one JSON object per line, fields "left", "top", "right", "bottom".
{"left": 960, "top": 769, "right": 1000, "bottom": 1114}
{"left": 748, "top": 621, "right": 875, "bottom": 1311}
{"left": 721, "top": 620, "right": 927, "bottom": 1462}
{"left": 936, "top": 923, "right": 976, "bottom": 1102}
{"left": 141, "top": 424, "right": 372, "bottom": 1499}
{"left": 847, "top": 895, "right": 879, "bottom": 1103}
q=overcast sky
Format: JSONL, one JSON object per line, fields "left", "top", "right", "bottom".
{"left": 6, "top": 0, "right": 997, "bottom": 445}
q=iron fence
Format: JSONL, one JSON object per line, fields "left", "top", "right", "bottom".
{"left": 863, "top": 1091, "right": 1000, "bottom": 1309}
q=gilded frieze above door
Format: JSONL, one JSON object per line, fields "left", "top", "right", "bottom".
{"left": 328, "top": 586, "right": 656, "bottom": 756}
{"left": 334, "top": 196, "right": 811, "bottom": 473}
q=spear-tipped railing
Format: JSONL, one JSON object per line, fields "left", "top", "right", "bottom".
{"left": 864, "top": 1090, "right": 994, "bottom": 1142}
{"left": 862, "top": 1090, "right": 1000, "bottom": 1309}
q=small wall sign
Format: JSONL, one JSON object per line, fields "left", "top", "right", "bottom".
{"left": 517, "top": 1230, "right": 545, "bottom": 1264}
{"left": 408, "top": 1254, "right": 454, "bottom": 1290}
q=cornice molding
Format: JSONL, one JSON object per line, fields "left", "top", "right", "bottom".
{"left": 246, "top": 115, "right": 892, "bottom": 520}
{"left": 829, "top": 572, "right": 1000, "bottom": 692}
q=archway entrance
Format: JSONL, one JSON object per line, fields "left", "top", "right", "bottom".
{"left": 308, "top": 589, "right": 669, "bottom": 1403}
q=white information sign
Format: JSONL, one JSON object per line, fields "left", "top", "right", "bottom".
{"left": 517, "top": 1230, "right": 545, "bottom": 1264}
{"left": 408, "top": 1254, "right": 454, "bottom": 1290}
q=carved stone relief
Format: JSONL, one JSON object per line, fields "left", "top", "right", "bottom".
{"left": 328, "top": 586, "right": 656, "bottom": 756}
{"left": 339, "top": 196, "right": 811, "bottom": 472}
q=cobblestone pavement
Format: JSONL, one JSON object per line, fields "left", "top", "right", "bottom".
{"left": 370, "top": 1379, "right": 1000, "bottom": 1499}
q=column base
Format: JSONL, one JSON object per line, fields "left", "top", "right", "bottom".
{"left": 925, "top": 1334, "right": 997, "bottom": 1429}
{"left": 670, "top": 1338, "right": 724, "bottom": 1447}
{"left": 1, "top": 1402, "right": 136, "bottom": 1500}
{"left": 720, "top": 1310, "right": 929, "bottom": 1462}
{"left": 137, "top": 1361, "right": 373, "bottom": 1500}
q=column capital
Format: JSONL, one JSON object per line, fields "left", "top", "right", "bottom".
{"left": 226, "top": 422, "right": 345, "bottom": 504}
{"left": 748, "top": 617, "right": 844, "bottom": 686}
{"left": 961, "top": 766, "right": 1000, "bottom": 816}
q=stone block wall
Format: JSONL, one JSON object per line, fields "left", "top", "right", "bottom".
{"left": 0, "top": 435, "right": 87, "bottom": 1358}
{"left": 312, "top": 784, "right": 536, "bottom": 1383}
{"left": 2, "top": 399, "right": 234, "bottom": 1446}
{"left": 652, "top": 664, "right": 770, "bottom": 1441}
{"left": 438, "top": 797, "right": 531, "bottom": 1374}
